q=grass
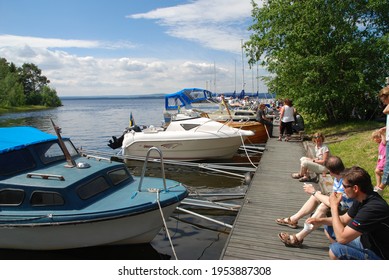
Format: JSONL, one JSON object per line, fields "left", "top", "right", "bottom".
{"left": 0, "top": 105, "right": 49, "bottom": 115}
{"left": 305, "top": 120, "right": 389, "bottom": 202}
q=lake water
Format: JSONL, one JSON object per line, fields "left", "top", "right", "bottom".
{"left": 0, "top": 97, "right": 255, "bottom": 260}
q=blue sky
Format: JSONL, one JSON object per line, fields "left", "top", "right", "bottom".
{"left": 0, "top": 0, "right": 268, "bottom": 96}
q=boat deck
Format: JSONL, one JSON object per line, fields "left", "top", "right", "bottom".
{"left": 221, "top": 130, "right": 330, "bottom": 259}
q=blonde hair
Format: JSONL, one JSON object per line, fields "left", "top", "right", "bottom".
{"left": 378, "top": 86, "right": 389, "bottom": 97}
{"left": 371, "top": 129, "right": 382, "bottom": 139}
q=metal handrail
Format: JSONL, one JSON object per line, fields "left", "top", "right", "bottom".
{"left": 138, "top": 147, "right": 167, "bottom": 192}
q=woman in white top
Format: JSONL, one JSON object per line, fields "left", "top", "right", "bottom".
{"left": 278, "top": 99, "right": 295, "bottom": 141}
{"left": 292, "top": 132, "right": 330, "bottom": 182}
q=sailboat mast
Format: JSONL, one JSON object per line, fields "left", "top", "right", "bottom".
{"left": 241, "top": 39, "right": 245, "bottom": 91}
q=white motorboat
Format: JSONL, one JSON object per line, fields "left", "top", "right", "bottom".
{"left": 109, "top": 114, "right": 254, "bottom": 161}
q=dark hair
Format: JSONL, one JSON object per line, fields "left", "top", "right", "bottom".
{"left": 325, "top": 156, "right": 345, "bottom": 175}
{"left": 284, "top": 98, "right": 293, "bottom": 106}
{"left": 341, "top": 166, "right": 373, "bottom": 193}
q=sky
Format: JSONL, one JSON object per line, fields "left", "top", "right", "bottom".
{"left": 0, "top": 0, "right": 268, "bottom": 97}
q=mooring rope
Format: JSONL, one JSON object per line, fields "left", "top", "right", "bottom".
{"left": 238, "top": 130, "right": 257, "bottom": 168}
{"left": 155, "top": 190, "right": 178, "bottom": 260}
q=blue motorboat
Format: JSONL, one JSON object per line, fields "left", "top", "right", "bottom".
{"left": 0, "top": 125, "right": 188, "bottom": 250}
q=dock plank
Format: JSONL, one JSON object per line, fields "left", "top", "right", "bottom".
{"left": 221, "top": 131, "right": 330, "bottom": 260}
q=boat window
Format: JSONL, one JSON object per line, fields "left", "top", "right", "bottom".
{"left": 180, "top": 124, "right": 200, "bottom": 130}
{"left": 35, "top": 141, "right": 65, "bottom": 164}
{"left": 0, "top": 149, "right": 36, "bottom": 176}
{"left": 77, "top": 177, "right": 110, "bottom": 200}
{"left": 35, "top": 140, "right": 78, "bottom": 165}
{"left": 31, "top": 191, "right": 65, "bottom": 206}
{"left": 108, "top": 168, "right": 132, "bottom": 186}
{"left": 64, "top": 140, "right": 79, "bottom": 156}
{"left": 0, "top": 189, "right": 25, "bottom": 206}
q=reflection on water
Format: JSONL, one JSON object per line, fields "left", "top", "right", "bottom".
{"left": 0, "top": 244, "right": 171, "bottom": 260}
{"left": 0, "top": 97, "right": 257, "bottom": 260}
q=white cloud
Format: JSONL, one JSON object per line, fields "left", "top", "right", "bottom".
{"left": 0, "top": 1, "right": 269, "bottom": 96}
{"left": 127, "top": 0, "right": 262, "bottom": 53}
{"left": 0, "top": 34, "right": 135, "bottom": 50}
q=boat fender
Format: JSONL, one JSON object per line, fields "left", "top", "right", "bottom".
{"left": 244, "top": 172, "right": 253, "bottom": 184}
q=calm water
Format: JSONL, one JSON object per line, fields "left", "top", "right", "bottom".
{"left": 0, "top": 97, "right": 251, "bottom": 260}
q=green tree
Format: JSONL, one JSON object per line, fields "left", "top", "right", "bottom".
{"left": 0, "top": 58, "right": 25, "bottom": 107}
{"left": 1, "top": 58, "right": 62, "bottom": 108}
{"left": 18, "top": 63, "right": 50, "bottom": 105}
{"left": 40, "top": 86, "right": 62, "bottom": 107}
{"left": 245, "top": 0, "right": 389, "bottom": 123}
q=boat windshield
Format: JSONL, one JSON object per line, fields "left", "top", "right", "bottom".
{"left": 35, "top": 140, "right": 78, "bottom": 165}
{"left": 0, "top": 149, "right": 36, "bottom": 177}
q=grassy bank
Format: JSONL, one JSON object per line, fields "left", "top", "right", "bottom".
{"left": 0, "top": 105, "right": 50, "bottom": 115}
{"left": 305, "top": 120, "right": 388, "bottom": 202}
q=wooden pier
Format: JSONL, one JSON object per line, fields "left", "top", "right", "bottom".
{"left": 221, "top": 134, "right": 330, "bottom": 260}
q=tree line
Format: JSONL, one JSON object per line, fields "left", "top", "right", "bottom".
{"left": 0, "top": 57, "right": 62, "bottom": 107}
{"left": 245, "top": 0, "right": 389, "bottom": 124}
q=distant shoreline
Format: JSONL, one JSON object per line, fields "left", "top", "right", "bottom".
{"left": 59, "top": 92, "right": 274, "bottom": 100}
{"left": 59, "top": 94, "right": 166, "bottom": 100}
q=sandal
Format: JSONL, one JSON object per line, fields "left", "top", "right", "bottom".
{"left": 291, "top": 173, "right": 302, "bottom": 179}
{"left": 278, "top": 232, "right": 303, "bottom": 248}
{"left": 275, "top": 217, "right": 298, "bottom": 229}
{"left": 277, "top": 137, "right": 282, "bottom": 141}
{"left": 299, "top": 176, "right": 311, "bottom": 182}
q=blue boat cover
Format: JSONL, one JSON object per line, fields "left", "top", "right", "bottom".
{"left": 0, "top": 127, "right": 57, "bottom": 154}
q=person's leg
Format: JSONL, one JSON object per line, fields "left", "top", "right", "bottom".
{"left": 294, "top": 202, "right": 328, "bottom": 241}
{"left": 279, "top": 121, "right": 285, "bottom": 140}
{"left": 329, "top": 238, "right": 382, "bottom": 260}
{"left": 375, "top": 168, "right": 383, "bottom": 188}
{"left": 276, "top": 195, "right": 320, "bottom": 228}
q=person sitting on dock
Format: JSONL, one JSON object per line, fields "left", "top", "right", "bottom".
{"left": 291, "top": 132, "right": 329, "bottom": 182}
{"left": 276, "top": 156, "right": 353, "bottom": 248}
{"left": 307, "top": 166, "right": 389, "bottom": 260}
{"left": 256, "top": 103, "right": 273, "bottom": 138}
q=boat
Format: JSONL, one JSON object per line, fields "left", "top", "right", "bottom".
{"left": 223, "top": 120, "right": 269, "bottom": 144}
{"left": 164, "top": 88, "right": 269, "bottom": 143}
{"left": 108, "top": 113, "right": 254, "bottom": 161}
{"left": 165, "top": 88, "right": 258, "bottom": 121}
{"left": 0, "top": 124, "right": 188, "bottom": 250}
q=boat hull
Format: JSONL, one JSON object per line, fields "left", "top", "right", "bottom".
{"left": 122, "top": 117, "right": 254, "bottom": 161}
{"left": 124, "top": 135, "right": 245, "bottom": 161}
{"left": 222, "top": 121, "right": 268, "bottom": 144}
{"left": 0, "top": 203, "right": 179, "bottom": 250}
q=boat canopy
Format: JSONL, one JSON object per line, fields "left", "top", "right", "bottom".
{"left": 165, "top": 88, "right": 215, "bottom": 110}
{"left": 0, "top": 127, "right": 58, "bottom": 154}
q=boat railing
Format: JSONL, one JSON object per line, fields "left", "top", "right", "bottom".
{"left": 138, "top": 147, "right": 167, "bottom": 192}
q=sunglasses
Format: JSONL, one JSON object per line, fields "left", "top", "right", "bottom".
{"left": 342, "top": 182, "right": 354, "bottom": 189}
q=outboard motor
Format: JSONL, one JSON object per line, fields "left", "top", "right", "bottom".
{"left": 108, "top": 125, "right": 141, "bottom": 149}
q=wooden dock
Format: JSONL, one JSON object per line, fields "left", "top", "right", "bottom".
{"left": 220, "top": 134, "right": 331, "bottom": 260}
